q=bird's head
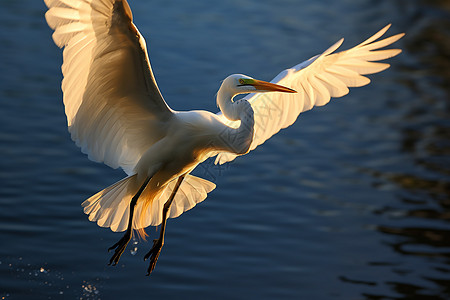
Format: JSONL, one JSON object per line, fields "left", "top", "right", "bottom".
{"left": 223, "top": 74, "right": 296, "bottom": 95}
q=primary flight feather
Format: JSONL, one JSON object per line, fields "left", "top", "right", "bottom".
{"left": 44, "top": 0, "right": 403, "bottom": 275}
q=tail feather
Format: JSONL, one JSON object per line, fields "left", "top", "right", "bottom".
{"left": 134, "top": 175, "right": 216, "bottom": 229}
{"left": 82, "top": 174, "right": 136, "bottom": 231}
{"left": 82, "top": 174, "right": 216, "bottom": 232}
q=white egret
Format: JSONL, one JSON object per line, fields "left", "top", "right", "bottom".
{"left": 44, "top": 0, "right": 404, "bottom": 275}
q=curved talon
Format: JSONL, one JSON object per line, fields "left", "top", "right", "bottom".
{"left": 108, "top": 233, "right": 131, "bottom": 266}
{"left": 144, "top": 239, "right": 163, "bottom": 275}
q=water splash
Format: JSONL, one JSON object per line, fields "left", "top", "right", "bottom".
{"left": 81, "top": 281, "right": 101, "bottom": 299}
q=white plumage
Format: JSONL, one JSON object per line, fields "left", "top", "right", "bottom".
{"left": 44, "top": 0, "right": 403, "bottom": 273}
{"left": 215, "top": 25, "right": 404, "bottom": 165}
{"left": 45, "top": 0, "right": 172, "bottom": 175}
{"left": 45, "top": 0, "right": 212, "bottom": 231}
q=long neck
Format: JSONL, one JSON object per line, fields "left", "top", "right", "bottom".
{"left": 217, "top": 87, "right": 255, "bottom": 155}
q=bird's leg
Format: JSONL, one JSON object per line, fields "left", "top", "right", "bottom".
{"left": 108, "top": 176, "right": 151, "bottom": 266}
{"left": 144, "top": 175, "right": 185, "bottom": 275}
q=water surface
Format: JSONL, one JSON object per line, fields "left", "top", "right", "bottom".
{"left": 1, "top": 0, "right": 449, "bottom": 299}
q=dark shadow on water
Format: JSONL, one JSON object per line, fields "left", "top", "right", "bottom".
{"left": 345, "top": 1, "right": 450, "bottom": 299}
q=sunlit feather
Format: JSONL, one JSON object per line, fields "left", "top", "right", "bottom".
{"left": 44, "top": 0, "right": 403, "bottom": 274}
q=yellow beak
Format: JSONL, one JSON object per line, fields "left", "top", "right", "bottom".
{"left": 251, "top": 79, "right": 297, "bottom": 93}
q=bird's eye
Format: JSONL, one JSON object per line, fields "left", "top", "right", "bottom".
{"left": 239, "top": 79, "right": 245, "bottom": 85}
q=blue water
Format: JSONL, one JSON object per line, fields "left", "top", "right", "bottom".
{"left": 1, "top": 0, "right": 449, "bottom": 299}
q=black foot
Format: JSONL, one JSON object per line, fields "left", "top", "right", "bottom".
{"left": 108, "top": 232, "right": 131, "bottom": 266}
{"left": 144, "top": 239, "right": 163, "bottom": 275}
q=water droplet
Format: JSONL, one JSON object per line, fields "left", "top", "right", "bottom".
{"left": 130, "top": 240, "right": 138, "bottom": 255}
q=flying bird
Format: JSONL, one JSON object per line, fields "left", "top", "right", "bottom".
{"left": 44, "top": 0, "right": 404, "bottom": 275}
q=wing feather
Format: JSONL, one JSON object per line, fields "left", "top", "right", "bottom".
{"left": 45, "top": 0, "right": 173, "bottom": 174}
{"left": 215, "top": 24, "right": 404, "bottom": 164}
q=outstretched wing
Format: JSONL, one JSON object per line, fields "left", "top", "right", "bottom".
{"left": 45, "top": 0, "right": 173, "bottom": 174}
{"left": 215, "top": 24, "right": 404, "bottom": 164}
